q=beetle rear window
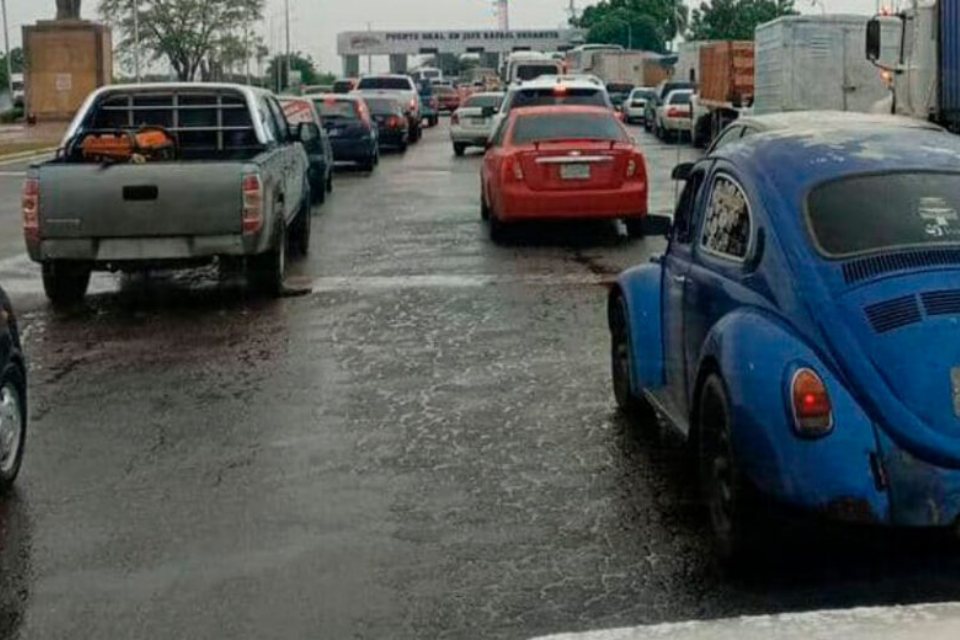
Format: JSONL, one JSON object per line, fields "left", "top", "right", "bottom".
{"left": 807, "top": 173, "right": 960, "bottom": 257}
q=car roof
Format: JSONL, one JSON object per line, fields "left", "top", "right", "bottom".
{"left": 734, "top": 110, "right": 944, "bottom": 133}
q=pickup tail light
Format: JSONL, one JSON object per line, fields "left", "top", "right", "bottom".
{"left": 451, "top": 112, "right": 460, "bottom": 126}
{"left": 22, "top": 178, "right": 39, "bottom": 239}
{"left": 791, "top": 368, "right": 834, "bottom": 437}
{"left": 241, "top": 173, "right": 264, "bottom": 235}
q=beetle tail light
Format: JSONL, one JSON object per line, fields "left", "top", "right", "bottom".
{"left": 791, "top": 368, "right": 834, "bottom": 437}
{"left": 241, "top": 173, "right": 264, "bottom": 235}
{"left": 22, "top": 178, "right": 39, "bottom": 239}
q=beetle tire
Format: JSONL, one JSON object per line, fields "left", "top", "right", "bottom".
{"left": 698, "top": 374, "right": 765, "bottom": 567}
{"left": 610, "top": 295, "right": 657, "bottom": 426}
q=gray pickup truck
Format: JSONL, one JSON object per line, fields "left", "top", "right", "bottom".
{"left": 24, "top": 83, "right": 316, "bottom": 304}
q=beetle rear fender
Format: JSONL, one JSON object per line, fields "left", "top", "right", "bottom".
{"left": 695, "top": 308, "right": 889, "bottom": 522}
{"left": 609, "top": 264, "right": 665, "bottom": 393}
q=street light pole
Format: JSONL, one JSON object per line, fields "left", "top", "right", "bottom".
{"left": 1, "top": 0, "right": 11, "bottom": 97}
{"left": 285, "top": 0, "right": 292, "bottom": 91}
{"left": 132, "top": 0, "right": 142, "bottom": 83}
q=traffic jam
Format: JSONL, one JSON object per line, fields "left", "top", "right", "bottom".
{"left": 6, "top": 3, "right": 960, "bottom": 639}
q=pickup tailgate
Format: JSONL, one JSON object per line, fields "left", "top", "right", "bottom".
{"left": 39, "top": 163, "right": 244, "bottom": 238}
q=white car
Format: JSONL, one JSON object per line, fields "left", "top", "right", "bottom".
{"left": 490, "top": 76, "right": 614, "bottom": 141}
{"left": 450, "top": 92, "right": 504, "bottom": 156}
{"left": 623, "top": 86, "right": 657, "bottom": 124}
{"left": 354, "top": 75, "right": 423, "bottom": 142}
{"left": 654, "top": 89, "right": 694, "bottom": 141}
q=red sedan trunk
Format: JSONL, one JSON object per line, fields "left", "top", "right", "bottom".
{"left": 483, "top": 107, "right": 648, "bottom": 226}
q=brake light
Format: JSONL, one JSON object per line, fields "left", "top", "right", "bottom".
{"left": 554, "top": 85, "right": 568, "bottom": 95}
{"left": 451, "top": 112, "right": 460, "bottom": 125}
{"left": 790, "top": 368, "right": 833, "bottom": 437}
{"left": 503, "top": 156, "right": 524, "bottom": 182}
{"left": 666, "top": 107, "right": 688, "bottom": 118}
{"left": 626, "top": 154, "right": 646, "bottom": 179}
{"left": 388, "top": 115, "right": 403, "bottom": 129}
{"left": 22, "top": 178, "right": 39, "bottom": 239}
{"left": 241, "top": 173, "right": 263, "bottom": 235}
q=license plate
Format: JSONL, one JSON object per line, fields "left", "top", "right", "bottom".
{"left": 560, "top": 164, "right": 591, "bottom": 180}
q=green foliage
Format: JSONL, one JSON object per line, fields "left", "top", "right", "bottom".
{"left": 267, "top": 53, "right": 320, "bottom": 91}
{"left": 0, "top": 48, "right": 24, "bottom": 90}
{"left": 688, "top": 0, "right": 797, "bottom": 40}
{"left": 98, "top": 0, "right": 265, "bottom": 81}
{"left": 573, "top": 0, "right": 687, "bottom": 53}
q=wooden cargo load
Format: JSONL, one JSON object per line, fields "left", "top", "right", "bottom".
{"left": 699, "top": 41, "right": 755, "bottom": 105}
{"left": 642, "top": 58, "right": 672, "bottom": 87}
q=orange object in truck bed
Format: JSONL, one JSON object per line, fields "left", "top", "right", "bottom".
{"left": 699, "top": 41, "right": 755, "bottom": 105}
{"left": 80, "top": 128, "right": 175, "bottom": 162}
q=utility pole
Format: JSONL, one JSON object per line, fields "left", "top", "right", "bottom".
{"left": 366, "top": 22, "right": 372, "bottom": 74}
{"left": 132, "top": 0, "right": 142, "bottom": 83}
{"left": 285, "top": 0, "right": 292, "bottom": 91}
{"left": 1, "top": 0, "right": 11, "bottom": 97}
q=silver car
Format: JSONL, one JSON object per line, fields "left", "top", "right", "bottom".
{"left": 450, "top": 92, "right": 504, "bottom": 156}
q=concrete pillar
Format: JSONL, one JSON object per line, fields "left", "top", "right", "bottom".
{"left": 343, "top": 55, "right": 360, "bottom": 78}
{"left": 389, "top": 54, "right": 408, "bottom": 74}
{"left": 482, "top": 52, "right": 500, "bottom": 72}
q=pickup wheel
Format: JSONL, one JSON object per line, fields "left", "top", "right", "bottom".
{"left": 0, "top": 364, "right": 26, "bottom": 492}
{"left": 698, "top": 374, "right": 762, "bottom": 567}
{"left": 42, "top": 261, "right": 91, "bottom": 307}
{"left": 249, "top": 222, "right": 286, "bottom": 297}
{"left": 610, "top": 295, "right": 657, "bottom": 425}
{"left": 291, "top": 192, "right": 312, "bottom": 257}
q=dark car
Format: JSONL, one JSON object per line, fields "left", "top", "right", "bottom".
{"left": 280, "top": 96, "right": 334, "bottom": 203}
{"left": 365, "top": 97, "right": 410, "bottom": 152}
{"left": 644, "top": 80, "right": 696, "bottom": 132}
{"left": 332, "top": 78, "right": 357, "bottom": 94}
{"left": 0, "top": 287, "right": 26, "bottom": 492}
{"left": 313, "top": 94, "right": 379, "bottom": 172}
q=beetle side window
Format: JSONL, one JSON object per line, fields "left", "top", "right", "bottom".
{"left": 700, "top": 175, "right": 752, "bottom": 260}
{"left": 672, "top": 170, "right": 707, "bottom": 245}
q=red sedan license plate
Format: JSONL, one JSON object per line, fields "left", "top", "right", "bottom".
{"left": 560, "top": 164, "right": 591, "bottom": 180}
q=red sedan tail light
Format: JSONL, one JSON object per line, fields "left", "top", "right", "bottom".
{"left": 503, "top": 156, "right": 524, "bottom": 182}
{"left": 22, "top": 178, "right": 39, "bottom": 239}
{"left": 626, "top": 154, "right": 646, "bottom": 180}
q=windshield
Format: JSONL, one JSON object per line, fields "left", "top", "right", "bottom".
{"left": 668, "top": 92, "right": 692, "bottom": 105}
{"left": 516, "top": 64, "right": 561, "bottom": 81}
{"left": 356, "top": 77, "right": 412, "bottom": 91}
{"left": 464, "top": 94, "right": 503, "bottom": 109}
{"left": 630, "top": 89, "right": 656, "bottom": 100}
{"left": 510, "top": 113, "right": 627, "bottom": 144}
{"left": 509, "top": 88, "right": 608, "bottom": 110}
{"left": 314, "top": 99, "right": 360, "bottom": 120}
{"left": 808, "top": 172, "right": 960, "bottom": 257}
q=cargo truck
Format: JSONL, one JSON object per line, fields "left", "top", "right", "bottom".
{"left": 690, "top": 41, "right": 755, "bottom": 147}
{"left": 866, "top": 0, "right": 960, "bottom": 133}
{"left": 754, "top": 15, "right": 901, "bottom": 115}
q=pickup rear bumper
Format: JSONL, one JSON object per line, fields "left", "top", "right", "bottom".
{"left": 28, "top": 234, "right": 257, "bottom": 267}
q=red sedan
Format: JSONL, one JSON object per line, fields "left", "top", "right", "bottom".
{"left": 481, "top": 106, "right": 648, "bottom": 241}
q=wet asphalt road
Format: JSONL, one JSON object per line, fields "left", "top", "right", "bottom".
{"left": 1, "top": 122, "right": 960, "bottom": 639}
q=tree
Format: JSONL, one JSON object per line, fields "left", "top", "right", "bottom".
{"left": 573, "top": 0, "right": 687, "bottom": 52}
{"left": 688, "top": 0, "right": 796, "bottom": 40}
{"left": 267, "top": 52, "right": 320, "bottom": 90}
{"left": 98, "top": 0, "right": 265, "bottom": 81}
{"left": 0, "top": 48, "right": 24, "bottom": 90}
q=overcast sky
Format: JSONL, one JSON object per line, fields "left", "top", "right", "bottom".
{"left": 8, "top": 0, "right": 885, "bottom": 74}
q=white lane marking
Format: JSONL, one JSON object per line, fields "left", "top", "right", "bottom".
{"left": 0, "top": 151, "right": 54, "bottom": 167}
{"left": 529, "top": 602, "right": 960, "bottom": 640}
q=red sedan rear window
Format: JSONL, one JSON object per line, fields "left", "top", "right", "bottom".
{"left": 510, "top": 113, "right": 627, "bottom": 145}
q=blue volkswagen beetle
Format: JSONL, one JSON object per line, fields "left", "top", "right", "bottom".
{"left": 609, "top": 122, "right": 960, "bottom": 561}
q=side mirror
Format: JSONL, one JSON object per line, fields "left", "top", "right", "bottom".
{"left": 642, "top": 214, "right": 673, "bottom": 238}
{"left": 671, "top": 162, "right": 694, "bottom": 181}
{"left": 866, "top": 18, "right": 882, "bottom": 62}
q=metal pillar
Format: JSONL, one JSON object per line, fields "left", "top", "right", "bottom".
{"left": 388, "top": 54, "right": 408, "bottom": 74}
{"left": 343, "top": 55, "right": 360, "bottom": 78}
